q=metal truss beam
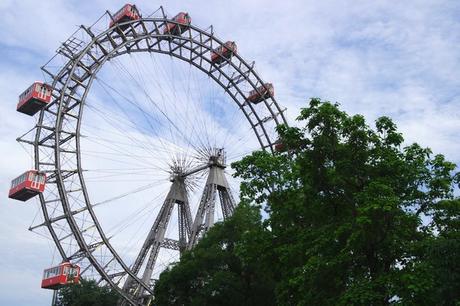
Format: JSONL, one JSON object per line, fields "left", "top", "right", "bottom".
{"left": 188, "top": 161, "right": 236, "bottom": 249}
{"left": 121, "top": 176, "right": 191, "bottom": 305}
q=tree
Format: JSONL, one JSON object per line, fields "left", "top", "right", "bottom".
{"left": 155, "top": 98, "right": 460, "bottom": 305}
{"left": 57, "top": 279, "right": 120, "bottom": 306}
{"left": 423, "top": 199, "right": 460, "bottom": 305}
{"left": 232, "top": 98, "right": 460, "bottom": 305}
{"left": 153, "top": 203, "right": 276, "bottom": 306}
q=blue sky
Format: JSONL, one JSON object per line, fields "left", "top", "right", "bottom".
{"left": 0, "top": 1, "right": 459, "bottom": 305}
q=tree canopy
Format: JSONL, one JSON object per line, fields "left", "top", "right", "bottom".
{"left": 154, "top": 98, "right": 460, "bottom": 306}
{"left": 153, "top": 202, "right": 276, "bottom": 306}
{"left": 57, "top": 279, "right": 119, "bottom": 306}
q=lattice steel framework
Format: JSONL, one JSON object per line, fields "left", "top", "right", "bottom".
{"left": 19, "top": 7, "right": 288, "bottom": 306}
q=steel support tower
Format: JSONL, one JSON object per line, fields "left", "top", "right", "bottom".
{"left": 121, "top": 149, "right": 236, "bottom": 305}
{"left": 188, "top": 152, "right": 236, "bottom": 248}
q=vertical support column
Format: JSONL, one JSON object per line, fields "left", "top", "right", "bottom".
{"left": 178, "top": 199, "right": 192, "bottom": 253}
{"left": 203, "top": 184, "right": 217, "bottom": 233}
{"left": 122, "top": 176, "right": 190, "bottom": 305}
{"left": 188, "top": 164, "right": 236, "bottom": 249}
{"left": 135, "top": 198, "right": 175, "bottom": 300}
{"left": 218, "top": 188, "right": 235, "bottom": 219}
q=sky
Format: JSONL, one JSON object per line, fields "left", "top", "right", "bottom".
{"left": 0, "top": 0, "right": 459, "bottom": 305}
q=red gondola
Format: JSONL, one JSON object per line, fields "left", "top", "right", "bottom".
{"left": 247, "top": 83, "right": 274, "bottom": 104}
{"left": 163, "top": 12, "right": 191, "bottom": 36}
{"left": 41, "top": 262, "right": 80, "bottom": 290}
{"left": 274, "top": 141, "right": 286, "bottom": 153}
{"left": 109, "top": 4, "right": 141, "bottom": 31}
{"left": 211, "top": 41, "right": 237, "bottom": 64}
{"left": 8, "top": 170, "right": 46, "bottom": 201}
{"left": 17, "top": 82, "right": 52, "bottom": 115}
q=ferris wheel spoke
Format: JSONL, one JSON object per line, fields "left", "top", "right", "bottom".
{"left": 84, "top": 91, "right": 168, "bottom": 160}
{"left": 147, "top": 54, "right": 209, "bottom": 153}
{"left": 83, "top": 132, "right": 186, "bottom": 164}
{"left": 94, "top": 75, "right": 195, "bottom": 158}
{"left": 81, "top": 121, "right": 174, "bottom": 171}
{"left": 164, "top": 52, "right": 227, "bottom": 155}
{"left": 122, "top": 56, "right": 185, "bottom": 151}
{"left": 83, "top": 150, "right": 161, "bottom": 161}
{"left": 81, "top": 121, "right": 168, "bottom": 155}
{"left": 83, "top": 170, "right": 163, "bottom": 177}
{"left": 145, "top": 53, "right": 217, "bottom": 153}
{"left": 81, "top": 152, "right": 161, "bottom": 172}
{"left": 89, "top": 182, "right": 162, "bottom": 207}
{"left": 82, "top": 149, "right": 169, "bottom": 173}
{"left": 107, "top": 196, "right": 165, "bottom": 235}
{"left": 186, "top": 63, "right": 216, "bottom": 148}
{"left": 106, "top": 60, "right": 200, "bottom": 154}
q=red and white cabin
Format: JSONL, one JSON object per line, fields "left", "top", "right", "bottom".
{"left": 109, "top": 4, "right": 140, "bottom": 30}
{"left": 9, "top": 170, "right": 46, "bottom": 201}
{"left": 211, "top": 41, "right": 237, "bottom": 64}
{"left": 163, "top": 12, "right": 191, "bottom": 36}
{"left": 247, "top": 83, "right": 274, "bottom": 104}
{"left": 274, "top": 141, "right": 286, "bottom": 153}
{"left": 17, "top": 82, "right": 52, "bottom": 115}
{"left": 41, "top": 262, "right": 81, "bottom": 290}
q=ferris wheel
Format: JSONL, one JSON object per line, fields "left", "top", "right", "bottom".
{"left": 10, "top": 4, "right": 287, "bottom": 305}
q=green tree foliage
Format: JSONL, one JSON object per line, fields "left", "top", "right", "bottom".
{"left": 57, "top": 279, "right": 119, "bottom": 306}
{"left": 424, "top": 199, "right": 460, "bottom": 305}
{"left": 153, "top": 203, "right": 276, "bottom": 306}
{"left": 155, "top": 98, "right": 460, "bottom": 305}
